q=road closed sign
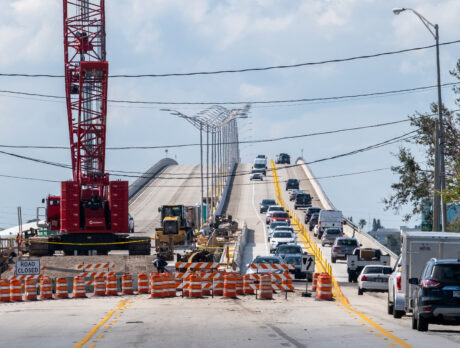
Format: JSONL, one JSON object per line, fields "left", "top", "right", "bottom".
{"left": 15, "top": 260, "right": 41, "bottom": 275}
{"left": 301, "top": 255, "right": 315, "bottom": 273}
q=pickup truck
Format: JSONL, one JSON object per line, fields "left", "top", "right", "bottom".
{"left": 347, "top": 247, "right": 391, "bottom": 282}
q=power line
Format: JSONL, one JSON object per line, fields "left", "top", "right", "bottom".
{"left": 0, "top": 40, "right": 459, "bottom": 78}
{"left": 0, "top": 82, "right": 458, "bottom": 107}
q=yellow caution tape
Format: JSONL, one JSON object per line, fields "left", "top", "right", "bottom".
{"left": 18, "top": 237, "right": 153, "bottom": 246}
{"left": 196, "top": 245, "right": 224, "bottom": 249}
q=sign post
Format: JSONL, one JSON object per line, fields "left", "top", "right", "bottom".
{"left": 301, "top": 255, "right": 315, "bottom": 297}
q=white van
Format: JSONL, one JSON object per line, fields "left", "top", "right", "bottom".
{"left": 252, "top": 158, "right": 267, "bottom": 176}
{"left": 317, "top": 210, "right": 343, "bottom": 239}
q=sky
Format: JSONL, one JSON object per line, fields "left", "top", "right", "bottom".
{"left": 0, "top": 0, "right": 459, "bottom": 230}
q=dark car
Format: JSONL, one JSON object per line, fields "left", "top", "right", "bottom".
{"left": 284, "top": 255, "right": 306, "bottom": 279}
{"left": 285, "top": 178, "right": 299, "bottom": 191}
{"left": 259, "top": 199, "right": 276, "bottom": 213}
{"left": 276, "top": 153, "right": 291, "bottom": 164}
{"left": 331, "top": 237, "right": 359, "bottom": 263}
{"left": 305, "top": 207, "right": 321, "bottom": 224}
{"left": 294, "top": 193, "right": 312, "bottom": 209}
{"left": 308, "top": 213, "right": 319, "bottom": 230}
{"left": 410, "top": 258, "right": 460, "bottom": 332}
{"left": 275, "top": 244, "right": 303, "bottom": 259}
{"left": 289, "top": 189, "right": 303, "bottom": 201}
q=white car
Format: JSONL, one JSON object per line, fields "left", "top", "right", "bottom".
{"left": 358, "top": 265, "right": 393, "bottom": 295}
{"left": 250, "top": 172, "right": 263, "bottom": 181}
{"left": 270, "top": 231, "right": 296, "bottom": 253}
{"left": 273, "top": 226, "right": 297, "bottom": 241}
{"left": 265, "top": 205, "right": 285, "bottom": 224}
{"left": 387, "top": 256, "right": 405, "bottom": 318}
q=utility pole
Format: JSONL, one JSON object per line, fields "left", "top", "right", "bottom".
{"left": 433, "top": 120, "right": 440, "bottom": 231}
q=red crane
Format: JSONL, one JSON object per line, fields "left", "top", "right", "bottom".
{"left": 32, "top": 0, "right": 149, "bottom": 256}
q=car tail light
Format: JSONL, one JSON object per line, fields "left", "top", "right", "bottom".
{"left": 422, "top": 307, "right": 432, "bottom": 312}
{"left": 421, "top": 279, "right": 441, "bottom": 288}
{"left": 361, "top": 275, "right": 367, "bottom": 281}
{"left": 333, "top": 246, "right": 340, "bottom": 251}
{"left": 396, "top": 275, "right": 401, "bottom": 291}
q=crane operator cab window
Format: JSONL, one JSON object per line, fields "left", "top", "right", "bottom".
{"left": 164, "top": 206, "right": 182, "bottom": 218}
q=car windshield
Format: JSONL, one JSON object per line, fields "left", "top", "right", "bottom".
{"left": 254, "top": 258, "right": 281, "bottom": 264}
{"left": 284, "top": 257, "right": 301, "bottom": 265}
{"left": 277, "top": 246, "right": 301, "bottom": 254}
{"left": 431, "top": 264, "right": 460, "bottom": 282}
{"left": 337, "top": 239, "right": 358, "bottom": 246}
{"left": 275, "top": 227, "right": 294, "bottom": 232}
{"left": 262, "top": 200, "right": 276, "bottom": 205}
{"left": 273, "top": 212, "right": 289, "bottom": 218}
{"left": 269, "top": 206, "right": 284, "bottom": 212}
{"left": 288, "top": 179, "right": 297, "bottom": 184}
{"left": 308, "top": 208, "right": 320, "bottom": 213}
{"left": 363, "top": 267, "right": 392, "bottom": 274}
{"left": 273, "top": 232, "right": 292, "bottom": 238}
{"left": 326, "top": 230, "right": 341, "bottom": 235}
{"left": 254, "top": 163, "right": 265, "bottom": 169}
{"left": 270, "top": 222, "right": 288, "bottom": 229}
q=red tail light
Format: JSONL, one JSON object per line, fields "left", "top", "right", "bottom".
{"left": 422, "top": 279, "right": 441, "bottom": 288}
{"left": 333, "top": 246, "right": 340, "bottom": 251}
{"left": 361, "top": 275, "right": 367, "bottom": 281}
{"left": 396, "top": 275, "right": 401, "bottom": 291}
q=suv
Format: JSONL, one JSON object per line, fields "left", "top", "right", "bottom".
{"left": 285, "top": 178, "right": 299, "bottom": 190}
{"left": 410, "top": 258, "right": 460, "bottom": 332}
{"left": 265, "top": 205, "right": 285, "bottom": 224}
{"left": 276, "top": 153, "right": 290, "bottom": 164}
{"left": 269, "top": 212, "right": 290, "bottom": 225}
{"left": 331, "top": 237, "right": 359, "bottom": 263}
{"left": 275, "top": 244, "right": 302, "bottom": 259}
{"left": 305, "top": 207, "right": 321, "bottom": 224}
{"left": 259, "top": 199, "right": 276, "bottom": 213}
{"left": 294, "top": 193, "right": 312, "bottom": 209}
{"left": 321, "top": 228, "right": 343, "bottom": 246}
{"left": 308, "top": 213, "right": 319, "bottom": 231}
{"left": 289, "top": 189, "right": 303, "bottom": 201}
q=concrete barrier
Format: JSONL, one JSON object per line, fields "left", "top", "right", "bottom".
{"left": 231, "top": 221, "right": 248, "bottom": 272}
{"left": 295, "top": 158, "right": 398, "bottom": 265}
{"left": 214, "top": 162, "right": 237, "bottom": 217}
{"left": 128, "top": 158, "right": 178, "bottom": 201}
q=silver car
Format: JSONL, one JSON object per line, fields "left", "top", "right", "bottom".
{"left": 321, "top": 228, "right": 343, "bottom": 246}
{"left": 358, "top": 265, "right": 393, "bottom": 295}
{"left": 268, "top": 221, "right": 289, "bottom": 241}
{"left": 331, "top": 237, "right": 359, "bottom": 263}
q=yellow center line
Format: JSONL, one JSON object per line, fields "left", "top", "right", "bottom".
{"left": 74, "top": 299, "right": 128, "bottom": 348}
{"left": 270, "top": 160, "right": 412, "bottom": 348}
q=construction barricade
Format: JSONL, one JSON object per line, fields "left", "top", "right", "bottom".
{"left": 10, "top": 279, "right": 22, "bottom": 301}
{"left": 105, "top": 273, "right": 118, "bottom": 296}
{"left": 39, "top": 276, "right": 53, "bottom": 300}
{"left": 258, "top": 275, "right": 272, "bottom": 300}
{"left": 55, "top": 278, "right": 68, "bottom": 299}
{"left": 122, "top": 273, "right": 133, "bottom": 295}
{"left": 189, "top": 274, "right": 202, "bottom": 298}
{"left": 213, "top": 272, "right": 224, "bottom": 296}
{"left": 0, "top": 279, "right": 10, "bottom": 302}
{"left": 201, "top": 272, "right": 212, "bottom": 296}
{"left": 316, "top": 273, "right": 333, "bottom": 300}
{"left": 243, "top": 274, "right": 255, "bottom": 295}
{"left": 94, "top": 275, "right": 106, "bottom": 296}
{"left": 73, "top": 276, "right": 86, "bottom": 298}
{"left": 166, "top": 273, "right": 176, "bottom": 297}
{"left": 311, "top": 272, "right": 319, "bottom": 292}
{"left": 137, "top": 273, "right": 149, "bottom": 294}
{"left": 282, "top": 272, "right": 294, "bottom": 292}
{"left": 25, "top": 279, "right": 37, "bottom": 301}
{"left": 150, "top": 274, "right": 164, "bottom": 299}
{"left": 223, "top": 274, "right": 236, "bottom": 298}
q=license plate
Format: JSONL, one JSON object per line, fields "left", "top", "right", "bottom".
{"left": 453, "top": 291, "right": 460, "bottom": 298}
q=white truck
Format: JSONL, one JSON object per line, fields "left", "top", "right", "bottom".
{"left": 347, "top": 247, "right": 391, "bottom": 282}
{"left": 252, "top": 158, "right": 267, "bottom": 176}
{"left": 387, "top": 231, "right": 460, "bottom": 318}
{"left": 316, "top": 209, "right": 343, "bottom": 239}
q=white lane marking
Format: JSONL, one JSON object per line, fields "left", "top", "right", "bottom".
{"left": 252, "top": 181, "right": 269, "bottom": 256}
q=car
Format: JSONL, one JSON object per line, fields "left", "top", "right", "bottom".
{"left": 252, "top": 159, "right": 267, "bottom": 176}
{"left": 128, "top": 213, "right": 134, "bottom": 233}
{"left": 304, "top": 207, "right": 321, "bottom": 224}
{"left": 246, "top": 255, "right": 285, "bottom": 275}
{"left": 387, "top": 255, "right": 404, "bottom": 318}
{"left": 274, "top": 226, "right": 297, "bottom": 240}
{"left": 270, "top": 231, "right": 296, "bottom": 253}
{"left": 269, "top": 211, "right": 291, "bottom": 225}
{"left": 331, "top": 237, "right": 359, "bottom": 263}
{"left": 358, "top": 265, "right": 393, "bottom": 295}
{"left": 268, "top": 221, "right": 289, "bottom": 240}
{"left": 256, "top": 154, "right": 266, "bottom": 159}
{"left": 285, "top": 178, "right": 299, "bottom": 191}
{"left": 284, "top": 255, "right": 308, "bottom": 280}
{"left": 309, "top": 213, "right": 319, "bottom": 231}
{"left": 312, "top": 223, "right": 320, "bottom": 237}
{"left": 289, "top": 189, "right": 303, "bottom": 201}
{"left": 276, "top": 153, "right": 290, "bottom": 165}
{"left": 275, "top": 244, "right": 302, "bottom": 259}
{"left": 321, "top": 228, "right": 343, "bottom": 246}
{"left": 410, "top": 258, "right": 460, "bottom": 332}
{"left": 294, "top": 193, "right": 312, "bottom": 209}
{"left": 265, "top": 205, "right": 285, "bottom": 224}
{"left": 250, "top": 172, "right": 263, "bottom": 181}
{"left": 260, "top": 199, "right": 277, "bottom": 214}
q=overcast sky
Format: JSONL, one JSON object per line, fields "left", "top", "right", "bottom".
{"left": 0, "top": 0, "right": 459, "bottom": 229}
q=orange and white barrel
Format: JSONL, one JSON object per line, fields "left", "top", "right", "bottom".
{"left": 105, "top": 273, "right": 118, "bottom": 296}
{"left": 122, "top": 273, "right": 133, "bottom": 295}
{"left": 0, "top": 279, "right": 10, "bottom": 302}
{"left": 150, "top": 274, "right": 164, "bottom": 299}
{"left": 311, "top": 272, "right": 319, "bottom": 292}
{"left": 182, "top": 273, "right": 191, "bottom": 297}
{"left": 55, "top": 278, "right": 68, "bottom": 299}
{"left": 223, "top": 274, "right": 236, "bottom": 298}
{"left": 137, "top": 273, "right": 149, "bottom": 294}
{"left": 72, "top": 276, "right": 86, "bottom": 298}
{"left": 167, "top": 273, "right": 176, "bottom": 297}
{"left": 25, "top": 278, "right": 37, "bottom": 301}
{"left": 213, "top": 272, "right": 224, "bottom": 296}
{"left": 258, "top": 275, "right": 272, "bottom": 300}
{"left": 282, "top": 271, "right": 293, "bottom": 292}
{"left": 201, "top": 272, "right": 212, "bottom": 296}
{"left": 94, "top": 275, "right": 106, "bottom": 296}
{"left": 243, "top": 274, "right": 255, "bottom": 295}
{"left": 189, "top": 274, "right": 202, "bottom": 298}
{"left": 316, "top": 273, "right": 332, "bottom": 300}
{"left": 10, "top": 279, "right": 22, "bottom": 301}
{"left": 39, "top": 276, "right": 53, "bottom": 300}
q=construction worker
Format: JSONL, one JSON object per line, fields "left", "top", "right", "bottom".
{"left": 153, "top": 255, "right": 168, "bottom": 273}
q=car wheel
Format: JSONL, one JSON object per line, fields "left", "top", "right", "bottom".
{"left": 331, "top": 257, "right": 336, "bottom": 263}
{"left": 417, "top": 314, "right": 428, "bottom": 331}
{"left": 411, "top": 313, "right": 418, "bottom": 330}
{"left": 348, "top": 273, "right": 353, "bottom": 282}
{"left": 358, "top": 288, "right": 363, "bottom": 295}
{"left": 387, "top": 301, "right": 394, "bottom": 315}
{"left": 393, "top": 310, "right": 404, "bottom": 319}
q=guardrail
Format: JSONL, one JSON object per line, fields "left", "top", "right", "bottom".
{"left": 128, "top": 158, "right": 178, "bottom": 201}
{"left": 295, "top": 158, "right": 398, "bottom": 265}
{"left": 213, "top": 162, "right": 237, "bottom": 217}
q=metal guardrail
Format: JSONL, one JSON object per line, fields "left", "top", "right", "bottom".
{"left": 295, "top": 158, "right": 398, "bottom": 265}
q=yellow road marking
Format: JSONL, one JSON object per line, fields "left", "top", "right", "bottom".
{"left": 97, "top": 335, "right": 104, "bottom": 339}
{"left": 87, "top": 345, "right": 96, "bottom": 348}
{"left": 74, "top": 299, "right": 127, "bottom": 348}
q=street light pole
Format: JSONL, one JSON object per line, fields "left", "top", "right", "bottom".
{"left": 393, "top": 7, "right": 447, "bottom": 231}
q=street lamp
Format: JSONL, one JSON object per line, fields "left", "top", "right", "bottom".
{"left": 393, "top": 7, "right": 447, "bottom": 231}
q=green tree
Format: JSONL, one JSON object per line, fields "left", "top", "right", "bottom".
{"left": 358, "top": 219, "right": 367, "bottom": 230}
{"left": 385, "top": 59, "right": 460, "bottom": 222}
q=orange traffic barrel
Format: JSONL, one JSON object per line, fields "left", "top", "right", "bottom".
{"left": 189, "top": 274, "right": 202, "bottom": 298}
{"left": 258, "top": 275, "right": 273, "bottom": 300}
{"left": 55, "top": 278, "right": 68, "bottom": 299}
{"left": 39, "top": 276, "right": 53, "bottom": 300}
{"left": 311, "top": 272, "right": 319, "bottom": 292}
{"left": 223, "top": 274, "right": 236, "bottom": 299}
{"left": 94, "top": 275, "right": 106, "bottom": 296}
{"left": 137, "top": 273, "right": 149, "bottom": 294}
{"left": 25, "top": 278, "right": 37, "bottom": 301}
{"left": 235, "top": 274, "right": 243, "bottom": 295}
{"left": 150, "top": 274, "right": 164, "bottom": 299}
{"left": 243, "top": 274, "right": 255, "bottom": 295}
{"left": 316, "top": 273, "right": 333, "bottom": 300}
{"left": 213, "top": 272, "right": 224, "bottom": 296}
{"left": 105, "top": 273, "right": 118, "bottom": 296}
{"left": 282, "top": 271, "right": 294, "bottom": 292}
{"left": 10, "top": 279, "right": 22, "bottom": 301}
{"left": 182, "top": 273, "right": 191, "bottom": 297}
{"left": 0, "top": 279, "right": 10, "bottom": 302}
{"left": 201, "top": 272, "right": 212, "bottom": 296}
{"left": 167, "top": 273, "right": 176, "bottom": 297}
{"left": 122, "top": 273, "right": 133, "bottom": 295}
{"left": 73, "top": 276, "right": 86, "bottom": 298}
